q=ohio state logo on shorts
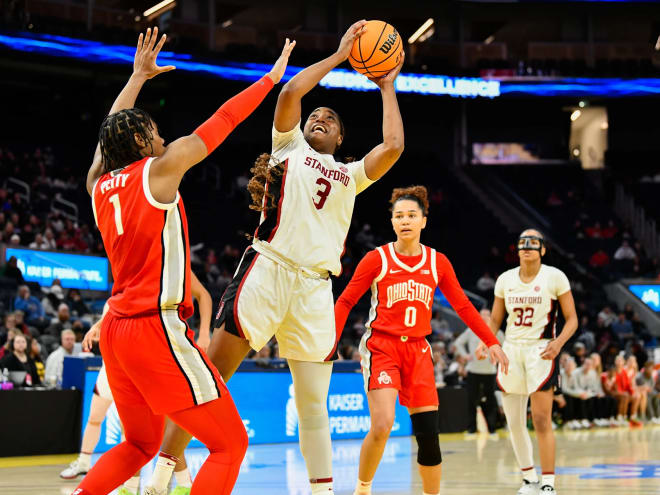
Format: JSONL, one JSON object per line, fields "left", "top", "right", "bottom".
{"left": 377, "top": 371, "right": 392, "bottom": 385}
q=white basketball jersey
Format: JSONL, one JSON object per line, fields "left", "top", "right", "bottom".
{"left": 253, "top": 123, "right": 374, "bottom": 275}
{"left": 494, "top": 264, "right": 571, "bottom": 342}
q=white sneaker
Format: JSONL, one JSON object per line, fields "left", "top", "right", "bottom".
{"left": 59, "top": 459, "right": 89, "bottom": 480}
{"left": 540, "top": 485, "right": 556, "bottom": 493}
{"left": 517, "top": 480, "right": 539, "bottom": 494}
{"left": 143, "top": 487, "right": 167, "bottom": 495}
{"left": 652, "top": 417, "right": 660, "bottom": 425}
{"left": 581, "top": 419, "right": 592, "bottom": 428}
{"left": 593, "top": 418, "right": 605, "bottom": 427}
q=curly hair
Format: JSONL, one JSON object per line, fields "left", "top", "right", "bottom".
{"left": 99, "top": 108, "right": 155, "bottom": 174}
{"left": 389, "top": 185, "right": 429, "bottom": 215}
{"left": 247, "top": 153, "right": 285, "bottom": 212}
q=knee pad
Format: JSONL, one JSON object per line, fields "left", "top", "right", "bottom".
{"left": 411, "top": 411, "right": 442, "bottom": 466}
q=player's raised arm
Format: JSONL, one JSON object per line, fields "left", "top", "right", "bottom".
{"left": 87, "top": 27, "right": 175, "bottom": 195}
{"left": 274, "top": 20, "right": 366, "bottom": 132}
{"left": 148, "top": 39, "right": 295, "bottom": 203}
{"left": 363, "top": 54, "right": 405, "bottom": 181}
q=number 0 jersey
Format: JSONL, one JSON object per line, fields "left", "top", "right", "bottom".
{"left": 92, "top": 157, "right": 193, "bottom": 319}
{"left": 335, "top": 243, "right": 498, "bottom": 346}
{"left": 254, "top": 123, "right": 375, "bottom": 276}
{"left": 494, "top": 264, "right": 571, "bottom": 342}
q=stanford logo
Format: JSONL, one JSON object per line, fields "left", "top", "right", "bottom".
{"left": 340, "top": 166, "right": 348, "bottom": 173}
{"left": 534, "top": 286, "right": 541, "bottom": 292}
{"left": 379, "top": 32, "right": 398, "bottom": 54}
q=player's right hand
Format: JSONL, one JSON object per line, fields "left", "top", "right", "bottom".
{"left": 336, "top": 20, "right": 368, "bottom": 61}
{"left": 133, "top": 27, "right": 176, "bottom": 80}
{"left": 488, "top": 344, "right": 509, "bottom": 375}
{"left": 267, "top": 38, "right": 296, "bottom": 84}
{"left": 82, "top": 320, "right": 101, "bottom": 352}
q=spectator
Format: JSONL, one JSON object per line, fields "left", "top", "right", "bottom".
{"left": 589, "top": 249, "right": 610, "bottom": 268}
{"left": 585, "top": 222, "right": 603, "bottom": 239}
{"left": 13, "top": 285, "right": 48, "bottom": 330}
{"left": 67, "top": 289, "right": 91, "bottom": 318}
{"left": 9, "top": 233, "right": 21, "bottom": 246}
{"left": 29, "top": 232, "right": 51, "bottom": 250}
{"left": 43, "top": 228, "right": 57, "bottom": 250}
{"left": 454, "top": 308, "right": 502, "bottom": 436}
{"left": 576, "top": 357, "right": 617, "bottom": 426}
{"left": 597, "top": 306, "right": 616, "bottom": 327}
{"left": 44, "top": 329, "right": 82, "bottom": 386}
{"left": 614, "top": 355, "right": 642, "bottom": 426}
{"left": 0, "top": 328, "right": 21, "bottom": 360}
{"left": 1, "top": 255, "right": 24, "bottom": 284}
{"left": 29, "top": 337, "right": 46, "bottom": 382}
{"left": 0, "top": 312, "right": 20, "bottom": 344}
{"left": 613, "top": 240, "right": 636, "bottom": 261}
{"left": 0, "top": 333, "right": 41, "bottom": 386}
{"left": 430, "top": 311, "right": 451, "bottom": 340}
{"left": 475, "top": 272, "right": 495, "bottom": 293}
{"left": 432, "top": 342, "right": 447, "bottom": 388}
{"left": 41, "top": 280, "right": 65, "bottom": 317}
{"left": 560, "top": 357, "right": 591, "bottom": 429}
{"left": 45, "top": 302, "right": 74, "bottom": 337}
{"left": 611, "top": 313, "right": 634, "bottom": 343}
{"left": 572, "top": 342, "right": 587, "bottom": 366}
{"left": 636, "top": 361, "right": 660, "bottom": 424}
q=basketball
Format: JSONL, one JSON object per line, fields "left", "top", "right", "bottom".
{"left": 349, "top": 20, "right": 403, "bottom": 78}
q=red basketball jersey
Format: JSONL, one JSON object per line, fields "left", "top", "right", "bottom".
{"left": 366, "top": 243, "right": 438, "bottom": 338}
{"left": 92, "top": 157, "right": 193, "bottom": 319}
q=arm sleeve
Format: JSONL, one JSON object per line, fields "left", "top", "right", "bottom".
{"left": 436, "top": 253, "right": 498, "bottom": 347}
{"left": 345, "top": 159, "right": 375, "bottom": 195}
{"left": 334, "top": 250, "right": 382, "bottom": 337}
{"left": 272, "top": 121, "right": 305, "bottom": 155}
{"left": 194, "top": 75, "right": 274, "bottom": 154}
{"left": 553, "top": 268, "right": 571, "bottom": 297}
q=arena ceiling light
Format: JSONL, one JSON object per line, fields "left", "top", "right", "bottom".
{"left": 143, "top": 0, "right": 176, "bottom": 20}
{"left": 408, "top": 18, "right": 434, "bottom": 44}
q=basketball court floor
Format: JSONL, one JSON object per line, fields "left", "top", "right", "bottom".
{"left": 1, "top": 426, "right": 659, "bottom": 494}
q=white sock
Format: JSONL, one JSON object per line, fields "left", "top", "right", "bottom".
{"left": 174, "top": 468, "right": 192, "bottom": 488}
{"left": 354, "top": 479, "right": 372, "bottom": 495}
{"left": 522, "top": 467, "right": 539, "bottom": 484}
{"left": 122, "top": 476, "right": 140, "bottom": 494}
{"left": 542, "top": 473, "right": 555, "bottom": 487}
{"left": 78, "top": 452, "right": 91, "bottom": 468}
{"left": 148, "top": 452, "right": 178, "bottom": 491}
{"left": 311, "top": 481, "right": 333, "bottom": 494}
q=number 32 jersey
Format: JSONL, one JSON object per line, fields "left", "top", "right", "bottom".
{"left": 92, "top": 157, "right": 193, "bottom": 319}
{"left": 254, "top": 123, "right": 374, "bottom": 276}
{"left": 494, "top": 264, "right": 571, "bottom": 342}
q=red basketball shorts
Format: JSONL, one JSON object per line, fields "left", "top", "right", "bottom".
{"left": 358, "top": 330, "right": 438, "bottom": 408}
{"left": 100, "top": 311, "right": 226, "bottom": 414}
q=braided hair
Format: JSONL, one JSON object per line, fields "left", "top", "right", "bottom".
{"left": 99, "top": 108, "right": 155, "bottom": 174}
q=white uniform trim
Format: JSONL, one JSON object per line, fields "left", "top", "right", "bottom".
{"left": 387, "top": 242, "right": 428, "bottom": 272}
{"left": 142, "top": 157, "right": 180, "bottom": 210}
{"left": 430, "top": 248, "right": 439, "bottom": 285}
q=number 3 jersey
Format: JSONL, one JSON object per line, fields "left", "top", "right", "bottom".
{"left": 254, "top": 123, "right": 375, "bottom": 276}
{"left": 92, "top": 157, "right": 193, "bottom": 318}
{"left": 494, "top": 264, "right": 570, "bottom": 342}
{"left": 335, "top": 243, "right": 498, "bottom": 345}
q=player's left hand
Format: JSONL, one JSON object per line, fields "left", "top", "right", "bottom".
{"left": 196, "top": 332, "right": 211, "bottom": 353}
{"left": 267, "top": 38, "right": 296, "bottom": 84}
{"left": 82, "top": 320, "right": 102, "bottom": 352}
{"left": 369, "top": 51, "right": 405, "bottom": 88}
{"left": 133, "top": 27, "right": 176, "bottom": 80}
{"left": 489, "top": 344, "right": 509, "bottom": 375}
{"left": 540, "top": 339, "right": 562, "bottom": 360}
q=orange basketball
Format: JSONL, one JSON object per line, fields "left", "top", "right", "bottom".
{"left": 349, "top": 20, "right": 403, "bottom": 78}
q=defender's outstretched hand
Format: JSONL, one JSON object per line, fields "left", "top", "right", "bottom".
{"left": 267, "top": 38, "right": 296, "bottom": 84}
{"left": 134, "top": 27, "right": 176, "bottom": 80}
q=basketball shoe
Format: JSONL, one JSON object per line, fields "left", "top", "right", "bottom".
{"left": 59, "top": 458, "right": 88, "bottom": 479}
{"left": 540, "top": 485, "right": 556, "bottom": 493}
{"left": 517, "top": 480, "right": 539, "bottom": 494}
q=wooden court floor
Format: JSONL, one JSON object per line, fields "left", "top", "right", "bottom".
{"left": 1, "top": 426, "right": 659, "bottom": 494}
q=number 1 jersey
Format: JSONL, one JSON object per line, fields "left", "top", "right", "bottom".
{"left": 92, "top": 157, "right": 193, "bottom": 319}
{"left": 253, "top": 123, "right": 374, "bottom": 276}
